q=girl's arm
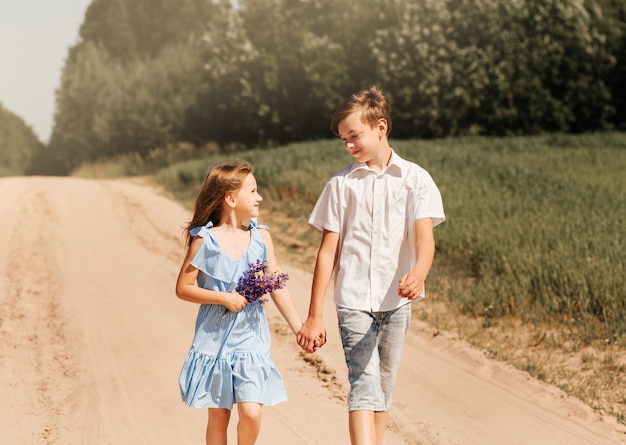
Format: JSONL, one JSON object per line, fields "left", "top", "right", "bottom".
{"left": 298, "top": 229, "right": 339, "bottom": 352}
{"left": 398, "top": 217, "right": 435, "bottom": 300}
{"left": 259, "top": 230, "right": 303, "bottom": 336}
{"left": 175, "top": 237, "right": 248, "bottom": 312}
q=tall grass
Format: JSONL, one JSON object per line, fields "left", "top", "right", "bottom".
{"left": 395, "top": 133, "right": 626, "bottom": 345}
{"left": 155, "top": 133, "right": 626, "bottom": 346}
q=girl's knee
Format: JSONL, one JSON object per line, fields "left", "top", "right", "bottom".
{"left": 208, "top": 408, "right": 231, "bottom": 426}
{"left": 238, "top": 402, "right": 263, "bottom": 423}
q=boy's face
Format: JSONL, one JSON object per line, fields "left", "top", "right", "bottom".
{"left": 337, "top": 111, "right": 388, "bottom": 164}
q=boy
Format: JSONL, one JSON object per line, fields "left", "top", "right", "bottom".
{"left": 297, "top": 86, "right": 445, "bottom": 445}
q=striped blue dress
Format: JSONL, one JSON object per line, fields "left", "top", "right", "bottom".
{"left": 178, "top": 221, "right": 287, "bottom": 409}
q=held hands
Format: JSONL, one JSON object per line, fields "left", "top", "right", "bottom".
{"left": 398, "top": 271, "right": 425, "bottom": 300}
{"left": 297, "top": 318, "right": 326, "bottom": 353}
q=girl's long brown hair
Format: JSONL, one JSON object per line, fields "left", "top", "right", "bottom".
{"left": 185, "top": 159, "right": 254, "bottom": 247}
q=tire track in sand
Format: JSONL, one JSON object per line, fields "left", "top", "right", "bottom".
{"left": 0, "top": 188, "right": 77, "bottom": 444}
{"left": 100, "top": 180, "right": 188, "bottom": 263}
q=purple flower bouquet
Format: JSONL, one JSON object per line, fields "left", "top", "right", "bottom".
{"left": 223, "top": 259, "right": 289, "bottom": 316}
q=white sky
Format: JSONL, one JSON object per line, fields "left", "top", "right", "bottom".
{"left": 0, "top": 0, "right": 91, "bottom": 143}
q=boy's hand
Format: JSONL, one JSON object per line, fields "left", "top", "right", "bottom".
{"left": 297, "top": 318, "right": 327, "bottom": 353}
{"left": 398, "top": 272, "right": 425, "bottom": 300}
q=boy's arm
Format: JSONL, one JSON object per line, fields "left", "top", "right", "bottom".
{"left": 398, "top": 218, "right": 435, "bottom": 300}
{"left": 297, "top": 229, "right": 339, "bottom": 352}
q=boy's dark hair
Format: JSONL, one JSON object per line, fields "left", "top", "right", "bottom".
{"left": 330, "top": 86, "right": 392, "bottom": 136}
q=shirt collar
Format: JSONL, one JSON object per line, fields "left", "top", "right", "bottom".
{"left": 348, "top": 148, "right": 406, "bottom": 176}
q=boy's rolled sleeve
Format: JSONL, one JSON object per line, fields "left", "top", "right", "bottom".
{"left": 309, "top": 178, "right": 342, "bottom": 233}
{"left": 412, "top": 170, "right": 445, "bottom": 228}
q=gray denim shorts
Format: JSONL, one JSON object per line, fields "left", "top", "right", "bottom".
{"left": 336, "top": 303, "right": 411, "bottom": 412}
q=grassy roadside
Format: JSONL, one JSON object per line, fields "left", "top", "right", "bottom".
{"left": 75, "top": 133, "right": 626, "bottom": 424}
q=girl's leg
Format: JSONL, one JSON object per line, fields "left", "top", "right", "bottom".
{"left": 206, "top": 408, "right": 231, "bottom": 445}
{"left": 236, "top": 402, "right": 263, "bottom": 445}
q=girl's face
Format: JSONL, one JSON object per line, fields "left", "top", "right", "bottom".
{"left": 337, "top": 111, "right": 387, "bottom": 165}
{"left": 233, "top": 173, "right": 263, "bottom": 218}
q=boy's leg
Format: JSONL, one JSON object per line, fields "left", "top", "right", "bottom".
{"left": 348, "top": 410, "right": 388, "bottom": 445}
{"left": 373, "top": 303, "right": 411, "bottom": 445}
{"left": 378, "top": 303, "right": 411, "bottom": 409}
{"left": 206, "top": 408, "right": 231, "bottom": 445}
{"left": 374, "top": 411, "right": 388, "bottom": 445}
{"left": 337, "top": 307, "right": 386, "bottom": 412}
{"left": 338, "top": 305, "right": 411, "bottom": 445}
{"left": 349, "top": 410, "right": 376, "bottom": 445}
{"left": 337, "top": 307, "right": 385, "bottom": 445}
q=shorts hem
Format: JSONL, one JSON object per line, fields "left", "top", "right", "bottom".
{"left": 348, "top": 405, "right": 387, "bottom": 412}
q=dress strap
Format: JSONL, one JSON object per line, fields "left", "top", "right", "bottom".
{"left": 189, "top": 219, "right": 268, "bottom": 237}
{"left": 248, "top": 218, "right": 269, "bottom": 230}
{"left": 189, "top": 221, "right": 214, "bottom": 238}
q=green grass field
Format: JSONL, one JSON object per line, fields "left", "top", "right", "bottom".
{"left": 153, "top": 132, "right": 626, "bottom": 347}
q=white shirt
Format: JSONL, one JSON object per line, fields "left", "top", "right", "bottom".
{"left": 309, "top": 150, "right": 445, "bottom": 312}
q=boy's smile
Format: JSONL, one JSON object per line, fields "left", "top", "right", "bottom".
{"left": 338, "top": 111, "right": 391, "bottom": 171}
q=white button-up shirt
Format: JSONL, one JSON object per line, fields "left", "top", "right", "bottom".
{"left": 309, "top": 150, "right": 445, "bottom": 312}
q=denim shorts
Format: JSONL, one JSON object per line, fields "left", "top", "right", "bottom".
{"left": 336, "top": 303, "right": 411, "bottom": 412}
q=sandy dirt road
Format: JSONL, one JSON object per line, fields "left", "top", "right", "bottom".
{"left": 1, "top": 176, "right": 624, "bottom": 445}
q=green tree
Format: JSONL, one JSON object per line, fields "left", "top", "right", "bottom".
{"left": 127, "top": 0, "right": 214, "bottom": 58}
{"left": 46, "top": 0, "right": 213, "bottom": 173}
{"left": 80, "top": 0, "right": 136, "bottom": 61}
{"left": 503, "top": 0, "right": 613, "bottom": 133}
{"left": 590, "top": 0, "right": 626, "bottom": 128}
{"left": 372, "top": 0, "right": 488, "bottom": 137}
{"left": 240, "top": 0, "right": 350, "bottom": 142}
{"left": 186, "top": 0, "right": 264, "bottom": 146}
{"left": 104, "top": 41, "right": 205, "bottom": 156}
{"left": 44, "top": 42, "right": 119, "bottom": 174}
{"left": 0, "top": 103, "right": 43, "bottom": 176}
{"left": 46, "top": 0, "right": 624, "bottom": 164}
{"left": 310, "top": 0, "right": 392, "bottom": 93}
{"left": 79, "top": 0, "right": 213, "bottom": 61}
{"left": 372, "top": 0, "right": 615, "bottom": 137}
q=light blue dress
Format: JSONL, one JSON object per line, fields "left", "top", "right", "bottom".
{"left": 179, "top": 221, "right": 287, "bottom": 409}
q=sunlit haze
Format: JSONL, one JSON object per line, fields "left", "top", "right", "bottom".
{"left": 0, "top": 1, "right": 91, "bottom": 143}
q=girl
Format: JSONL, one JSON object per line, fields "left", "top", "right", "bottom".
{"left": 176, "top": 160, "right": 303, "bottom": 445}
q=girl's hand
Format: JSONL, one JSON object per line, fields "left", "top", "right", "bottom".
{"left": 312, "top": 331, "right": 326, "bottom": 351}
{"left": 223, "top": 292, "right": 248, "bottom": 313}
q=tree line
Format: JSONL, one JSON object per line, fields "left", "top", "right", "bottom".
{"left": 0, "top": 103, "right": 42, "bottom": 177}
{"left": 21, "top": 0, "right": 626, "bottom": 175}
